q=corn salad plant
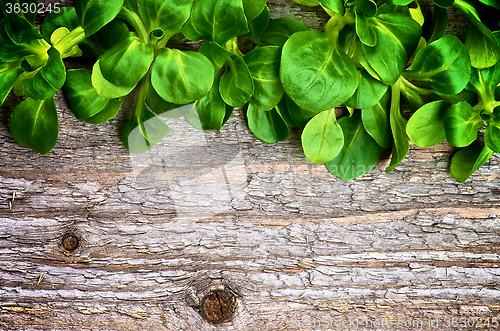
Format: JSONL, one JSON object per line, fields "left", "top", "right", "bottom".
{"left": 0, "top": 0, "right": 499, "bottom": 182}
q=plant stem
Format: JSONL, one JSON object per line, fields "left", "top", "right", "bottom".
{"left": 401, "top": 76, "right": 434, "bottom": 95}
{"left": 137, "top": 77, "right": 149, "bottom": 109}
{"left": 155, "top": 33, "right": 172, "bottom": 50}
{"left": 54, "top": 26, "right": 86, "bottom": 56}
{"left": 133, "top": 73, "right": 151, "bottom": 139}
{"left": 392, "top": 77, "right": 402, "bottom": 114}
{"left": 24, "top": 38, "right": 51, "bottom": 56}
{"left": 225, "top": 37, "right": 244, "bottom": 57}
{"left": 118, "top": 7, "right": 148, "bottom": 43}
{"left": 325, "top": 8, "right": 354, "bottom": 47}
{"left": 401, "top": 76, "right": 476, "bottom": 104}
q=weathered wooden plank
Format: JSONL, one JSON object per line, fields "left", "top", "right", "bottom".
{"left": 1, "top": 211, "right": 500, "bottom": 330}
{"left": 1, "top": 101, "right": 499, "bottom": 220}
{"left": 1, "top": 0, "right": 499, "bottom": 330}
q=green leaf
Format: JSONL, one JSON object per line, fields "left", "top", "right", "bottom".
{"left": 455, "top": 0, "right": 500, "bottom": 69}
{"left": 443, "top": 101, "right": 482, "bottom": 147}
{"left": 242, "top": 0, "right": 267, "bottom": 21}
{"left": 408, "top": 38, "right": 427, "bottom": 63}
{"left": 429, "top": 4, "right": 448, "bottom": 43}
{"left": 403, "top": 35, "right": 471, "bottom": 94}
{"left": 409, "top": 0, "right": 425, "bottom": 25}
{"left": 400, "top": 81, "right": 424, "bottom": 111}
{"left": 478, "top": 0, "right": 500, "bottom": 9}
{"left": 220, "top": 55, "right": 254, "bottom": 107}
{"left": 151, "top": 48, "right": 214, "bottom": 104}
{"left": 450, "top": 143, "right": 494, "bottom": 182}
{"left": 244, "top": 46, "right": 284, "bottom": 111}
{"left": 73, "top": 0, "right": 125, "bottom": 37}
{"left": 357, "top": 49, "right": 382, "bottom": 82}
{"left": 281, "top": 30, "right": 358, "bottom": 112}
{"left": 247, "top": 104, "right": 290, "bottom": 143}
{"left": 0, "top": 12, "right": 42, "bottom": 42}
{"left": 149, "top": 28, "right": 166, "bottom": 45}
{"left": 355, "top": 12, "right": 377, "bottom": 47}
{"left": 196, "top": 76, "right": 227, "bottom": 130}
{"left": 386, "top": 83, "right": 409, "bottom": 173}
{"left": 179, "top": 17, "right": 204, "bottom": 43}
{"left": 190, "top": 104, "right": 234, "bottom": 130}
{"left": 466, "top": 63, "right": 500, "bottom": 102}
{"left": 386, "top": 0, "right": 413, "bottom": 5}
{"left": 318, "top": 0, "right": 345, "bottom": 15}
{"left": 10, "top": 96, "right": 58, "bottom": 154}
{"left": 301, "top": 108, "right": 344, "bottom": 164}
{"left": 23, "top": 47, "right": 65, "bottom": 100}
{"left": 139, "top": 0, "right": 192, "bottom": 35}
{"left": 433, "top": 0, "right": 455, "bottom": 7}
{"left": 123, "top": 99, "right": 172, "bottom": 153}
{"left": 185, "top": 107, "right": 215, "bottom": 130}
{"left": 90, "top": 19, "right": 131, "bottom": 51}
{"left": 361, "top": 89, "right": 392, "bottom": 148}
{"left": 274, "top": 96, "right": 297, "bottom": 127}
{"left": 81, "top": 98, "right": 123, "bottom": 124}
{"left": 55, "top": 17, "right": 130, "bottom": 58}
{"left": 146, "top": 86, "right": 188, "bottom": 119}
{"left": 465, "top": 22, "right": 500, "bottom": 70}
{"left": 64, "top": 69, "right": 110, "bottom": 119}
{"left": 285, "top": 94, "right": 320, "bottom": 128}
{"left": 41, "top": 7, "right": 80, "bottom": 41}
{"left": 64, "top": 68, "right": 122, "bottom": 124}
{"left": 406, "top": 100, "right": 451, "bottom": 147}
{"left": 124, "top": 0, "right": 140, "bottom": 14}
{"left": 485, "top": 122, "right": 500, "bottom": 152}
{"left": 326, "top": 111, "right": 382, "bottom": 179}
{"left": 352, "top": 0, "right": 377, "bottom": 17}
{"left": 345, "top": 70, "right": 388, "bottom": 109}
{"left": 198, "top": 41, "right": 233, "bottom": 73}
{"left": 0, "top": 13, "right": 45, "bottom": 62}
{"left": 91, "top": 59, "right": 136, "bottom": 98}
{"left": 361, "top": 8, "right": 422, "bottom": 85}
{"left": 246, "top": 5, "right": 270, "bottom": 44}
{"left": 182, "top": 0, "right": 249, "bottom": 45}
{"left": 260, "top": 17, "right": 309, "bottom": 47}
{"left": 452, "top": 0, "right": 480, "bottom": 23}
{"left": 99, "top": 33, "right": 154, "bottom": 88}
{"left": 0, "top": 65, "right": 24, "bottom": 105}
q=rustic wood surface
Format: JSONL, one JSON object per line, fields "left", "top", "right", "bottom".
{"left": 1, "top": 0, "right": 499, "bottom": 330}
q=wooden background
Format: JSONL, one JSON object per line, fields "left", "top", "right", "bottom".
{"left": 1, "top": 0, "right": 499, "bottom": 330}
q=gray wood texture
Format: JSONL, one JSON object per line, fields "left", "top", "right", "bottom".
{"left": 1, "top": 0, "right": 499, "bottom": 330}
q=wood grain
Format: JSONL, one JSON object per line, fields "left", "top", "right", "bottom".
{"left": 1, "top": 1, "right": 499, "bottom": 330}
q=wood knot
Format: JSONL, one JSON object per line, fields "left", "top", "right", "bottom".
{"left": 61, "top": 234, "right": 80, "bottom": 252}
{"left": 200, "top": 289, "right": 236, "bottom": 324}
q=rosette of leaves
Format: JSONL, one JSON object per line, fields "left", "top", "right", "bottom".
{"left": 63, "top": 0, "right": 217, "bottom": 154}
{"left": 175, "top": 0, "right": 293, "bottom": 136}
{"left": 41, "top": 5, "right": 131, "bottom": 59}
{"left": 389, "top": 0, "right": 500, "bottom": 69}
{"left": 243, "top": 3, "right": 310, "bottom": 144}
{"left": 0, "top": 5, "right": 87, "bottom": 154}
{"left": 282, "top": 0, "right": 485, "bottom": 181}
{"left": 278, "top": 0, "right": 424, "bottom": 177}
{"left": 322, "top": 29, "right": 473, "bottom": 179}
{"left": 406, "top": 7, "right": 500, "bottom": 182}
{"left": 406, "top": 46, "right": 500, "bottom": 182}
